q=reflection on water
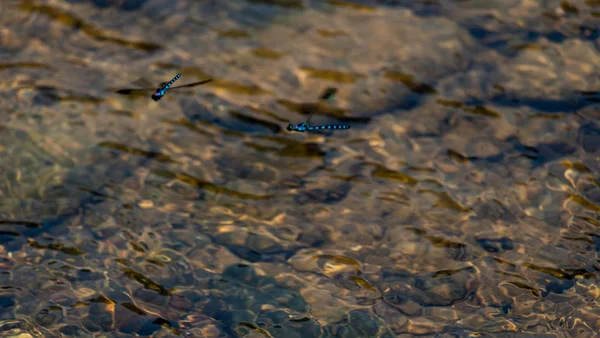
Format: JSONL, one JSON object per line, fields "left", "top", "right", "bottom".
{"left": 1, "top": 0, "right": 600, "bottom": 336}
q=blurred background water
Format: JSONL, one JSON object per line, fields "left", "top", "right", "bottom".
{"left": 1, "top": 0, "right": 600, "bottom": 336}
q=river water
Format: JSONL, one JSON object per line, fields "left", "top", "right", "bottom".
{"left": 0, "top": 0, "right": 599, "bottom": 337}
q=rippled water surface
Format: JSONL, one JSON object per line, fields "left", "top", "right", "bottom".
{"left": 1, "top": 0, "right": 600, "bottom": 336}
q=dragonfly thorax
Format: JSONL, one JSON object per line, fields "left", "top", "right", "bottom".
{"left": 151, "top": 89, "right": 164, "bottom": 101}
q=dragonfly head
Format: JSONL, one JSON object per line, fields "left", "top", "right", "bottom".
{"left": 151, "top": 92, "right": 162, "bottom": 101}
{"left": 286, "top": 123, "right": 294, "bottom": 131}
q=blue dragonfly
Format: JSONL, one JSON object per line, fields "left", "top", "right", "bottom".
{"left": 287, "top": 121, "right": 351, "bottom": 132}
{"left": 116, "top": 73, "right": 212, "bottom": 101}
{"left": 287, "top": 88, "right": 351, "bottom": 132}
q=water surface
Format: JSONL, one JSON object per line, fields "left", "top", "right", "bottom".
{"left": 1, "top": 0, "right": 600, "bottom": 336}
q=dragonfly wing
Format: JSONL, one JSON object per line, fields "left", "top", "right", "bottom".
{"left": 168, "top": 79, "right": 213, "bottom": 90}
{"left": 115, "top": 76, "right": 156, "bottom": 95}
{"left": 131, "top": 77, "right": 156, "bottom": 88}
{"left": 115, "top": 87, "right": 153, "bottom": 95}
{"left": 305, "top": 111, "right": 316, "bottom": 124}
{"left": 319, "top": 87, "right": 337, "bottom": 101}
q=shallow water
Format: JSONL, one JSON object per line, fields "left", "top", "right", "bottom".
{"left": 1, "top": 0, "right": 600, "bottom": 337}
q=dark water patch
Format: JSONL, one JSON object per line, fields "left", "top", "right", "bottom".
{"left": 151, "top": 169, "right": 274, "bottom": 200}
{"left": 251, "top": 47, "right": 286, "bottom": 59}
{"left": 77, "top": 187, "right": 118, "bottom": 203}
{"left": 18, "top": 1, "right": 162, "bottom": 52}
{"left": 0, "top": 295, "right": 16, "bottom": 311}
{"left": 379, "top": 266, "right": 477, "bottom": 308}
{"left": 561, "top": 1, "right": 579, "bottom": 14}
{"left": 327, "top": 0, "right": 376, "bottom": 12}
{"left": 247, "top": 106, "right": 290, "bottom": 123}
{"left": 406, "top": 227, "right": 469, "bottom": 261}
{"left": 384, "top": 70, "right": 437, "bottom": 95}
{"left": 441, "top": 135, "right": 576, "bottom": 169}
{"left": 121, "top": 302, "right": 146, "bottom": 316}
{"left": 323, "top": 310, "right": 384, "bottom": 338}
{"left": 294, "top": 177, "right": 353, "bottom": 205}
{"left": 216, "top": 156, "right": 278, "bottom": 183}
{"left": 446, "top": 149, "right": 471, "bottom": 164}
{"left": 255, "top": 311, "right": 321, "bottom": 338}
{"left": 504, "top": 281, "right": 541, "bottom": 297}
{"left": 75, "top": 268, "right": 105, "bottom": 282}
{"left": 137, "top": 317, "right": 176, "bottom": 336}
{"left": 227, "top": 269, "right": 307, "bottom": 312}
{"left": 31, "top": 85, "right": 103, "bottom": 106}
{"left": 464, "top": 91, "right": 598, "bottom": 114}
{"left": 560, "top": 160, "right": 591, "bottom": 173}
{"left": 35, "top": 306, "right": 64, "bottom": 327}
{"left": 178, "top": 97, "right": 279, "bottom": 135}
{"left": 0, "top": 62, "right": 55, "bottom": 70}
{"left": 123, "top": 269, "right": 170, "bottom": 296}
{"left": 237, "top": 322, "right": 272, "bottom": 337}
{"left": 464, "top": 23, "right": 567, "bottom": 57}
{"left": 463, "top": 105, "right": 502, "bottom": 118}
{"left": 59, "top": 325, "right": 89, "bottom": 336}
{"left": 30, "top": 135, "right": 166, "bottom": 243}
{"left": 578, "top": 121, "right": 600, "bottom": 153}
{"left": 98, "top": 141, "right": 178, "bottom": 164}
{"left": 371, "top": 0, "right": 443, "bottom": 17}
{"left": 208, "top": 264, "right": 310, "bottom": 335}
{"left": 213, "top": 231, "right": 297, "bottom": 262}
{"left": 523, "top": 263, "right": 596, "bottom": 297}
{"left": 28, "top": 238, "right": 86, "bottom": 256}
{"left": 0, "top": 220, "right": 42, "bottom": 228}
{"left": 247, "top": 0, "right": 305, "bottom": 9}
{"left": 316, "top": 29, "right": 348, "bottom": 37}
{"left": 436, "top": 99, "right": 502, "bottom": 119}
{"left": 436, "top": 99, "right": 464, "bottom": 109}
{"left": 585, "top": 233, "right": 600, "bottom": 255}
{"left": 515, "top": 142, "right": 576, "bottom": 167}
{"left": 566, "top": 193, "right": 600, "bottom": 212}
{"left": 476, "top": 237, "right": 514, "bottom": 253}
{"left": 229, "top": 110, "right": 282, "bottom": 133}
{"left": 0, "top": 231, "right": 21, "bottom": 238}
{"left": 510, "top": 140, "right": 576, "bottom": 168}
{"left": 63, "top": 0, "right": 148, "bottom": 11}
{"left": 368, "top": 163, "right": 419, "bottom": 186}
{"left": 294, "top": 185, "right": 350, "bottom": 204}
{"left": 419, "top": 189, "right": 472, "bottom": 212}
{"left": 217, "top": 29, "right": 250, "bottom": 38}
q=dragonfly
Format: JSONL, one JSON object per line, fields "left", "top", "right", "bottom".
{"left": 115, "top": 73, "right": 212, "bottom": 101}
{"left": 287, "top": 88, "right": 351, "bottom": 132}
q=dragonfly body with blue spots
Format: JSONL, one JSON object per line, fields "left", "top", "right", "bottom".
{"left": 287, "top": 122, "right": 350, "bottom": 132}
{"left": 286, "top": 87, "right": 351, "bottom": 132}
{"left": 151, "top": 73, "right": 181, "bottom": 101}
{"left": 116, "top": 73, "right": 212, "bottom": 101}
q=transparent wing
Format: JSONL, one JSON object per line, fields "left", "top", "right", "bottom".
{"left": 319, "top": 87, "right": 337, "bottom": 101}
{"left": 115, "top": 77, "right": 156, "bottom": 95}
{"left": 115, "top": 87, "right": 154, "bottom": 95}
{"left": 168, "top": 79, "right": 213, "bottom": 91}
{"left": 131, "top": 77, "right": 156, "bottom": 88}
{"left": 307, "top": 87, "right": 338, "bottom": 124}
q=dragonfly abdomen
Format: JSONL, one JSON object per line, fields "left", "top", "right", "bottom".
{"left": 164, "top": 73, "right": 182, "bottom": 91}
{"left": 307, "top": 124, "right": 350, "bottom": 131}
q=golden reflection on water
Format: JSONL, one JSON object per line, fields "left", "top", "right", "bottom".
{"left": 0, "top": 0, "right": 600, "bottom": 337}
